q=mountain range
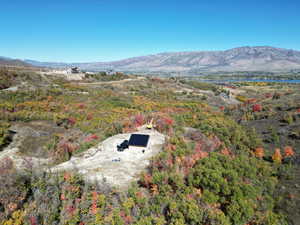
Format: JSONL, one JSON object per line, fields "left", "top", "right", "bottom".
{"left": 3, "top": 46, "right": 300, "bottom": 74}
{"left": 0, "top": 56, "right": 31, "bottom": 67}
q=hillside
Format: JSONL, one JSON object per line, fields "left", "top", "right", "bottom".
{"left": 0, "top": 57, "right": 31, "bottom": 67}
{"left": 25, "top": 46, "right": 300, "bottom": 74}
{"left": 0, "top": 69, "right": 299, "bottom": 224}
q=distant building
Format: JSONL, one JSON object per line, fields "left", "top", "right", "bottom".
{"left": 71, "top": 67, "right": 80, "bottom": 74}
{"left": 107, "top": 69, "right": 115, "bottom": 75}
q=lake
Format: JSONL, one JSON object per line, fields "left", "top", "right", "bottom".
{"left": 202, "top": 79, "right": 300, "bottom": 84}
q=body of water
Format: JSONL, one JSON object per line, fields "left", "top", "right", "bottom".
{"left": 202, "top": 79, "right": 300, "bottom": 84}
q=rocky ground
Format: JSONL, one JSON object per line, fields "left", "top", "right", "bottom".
{"left": 51, "top": 127, "right": 165, "bottom": 188}
{"left": 1, "top": 120, "right": 165, "bottom": 188}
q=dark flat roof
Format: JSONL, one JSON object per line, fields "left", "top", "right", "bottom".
{"left": 128, "top": 134, "right": 150, "bottom": 147}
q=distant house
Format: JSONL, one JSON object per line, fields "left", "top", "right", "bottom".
{"left": 107, "top": 69, "right": 115, "bottom": 75}
{"left": 71, "top": 67, "right": 80, "bottom": 74}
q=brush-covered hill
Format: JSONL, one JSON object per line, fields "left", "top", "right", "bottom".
{"left": 1, "top": 69, "right": 299, "bottom": 224}
{"left": 0, "top": 56, "right": 31, "bottom": 67}
{"left": 25, "top": 46, "right": 300, "bottom": 74}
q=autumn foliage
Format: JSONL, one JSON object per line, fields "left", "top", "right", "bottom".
{"left": 272, "top": 148, "right": 282, "bottom": 163}
{"left": 134, "top": 114, "right": 145, "bottom": 127}
{"left": 0, "top": 69, "right": 295, "bottom": 225}
{"left": 284, "top": 146, "right": 295, "bottom": 158}
{"left": 252, "top": 104, "right": 262, "bottom": 112}
{"left": 84, "top": 134, "right": 99, "bottom": 142}
{"left": 254, "top": 147, "right": 264, "bottom": 159}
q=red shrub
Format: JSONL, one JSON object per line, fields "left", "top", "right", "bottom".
{"left": 29, "top": 216, "right": 38, "bottom": 225}
{"left": 134, "top": 114, "right": 144, "bottom": 127}
{"left": 84, "top": 134, "right": 99, "bottom": 142}
{"left": 284, "top": 146, "right": 295, "bottom": 158}
{"left": 92, "top": 191, "right": 98, "bottom": 201}
{"left": 166, "top": 158, "right": 173, "bottom": 167}
{"left": 252, "top": 104, "right": 262, "bottom": 112}
{"left": 66, "top": 204, "right": 76, "bottom": 216}
{"left": 164, "top": 117, "right": 174, "bottom": 126}
{"left": 89, "top": 191, "right": 98, "bottom": 215}
{"left": 68, "top": 117, "right": 76, "bottom": 125}
{"left": 194, "top": 142, "right": 202, "bottom": 153}
{"left": 90, "top": 201, "right": 98, "bottom": 215}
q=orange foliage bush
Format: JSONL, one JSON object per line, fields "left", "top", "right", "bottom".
{"left": 284, "top": 146, "right": 295, "bottom": 158}
{"left": 221, "top": 147, "right": 231, "bottom": 156}
{"left": 60, "top": 193, "right": 66, "bottom": 201}
{"left": 84, "top": 134, "right": 99, "bottom": 142}
{"left": 247, "top": 98, "right": 257, "bottom": 104}
{"left": 90, "top": 191, "right": 98, "bottom": 215}
{"left": 272, "top": 148, "right": 282, "bottom": 163}
{"left": 254, "top": 147, "right": 264, "bottom": 159}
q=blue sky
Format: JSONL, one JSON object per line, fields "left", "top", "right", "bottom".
{"left": 0, "top": 0, "right": 299, "bottom": 62}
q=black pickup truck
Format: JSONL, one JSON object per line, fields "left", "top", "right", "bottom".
{"left": 117, "top": 140, "right": 129, "bottom": 152}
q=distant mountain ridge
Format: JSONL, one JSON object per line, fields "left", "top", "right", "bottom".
{"left": 0, "top": 56, "right": 31, "bottom": 67}
{"left": 19, "top": 46, "right": 300, "bottom": 74}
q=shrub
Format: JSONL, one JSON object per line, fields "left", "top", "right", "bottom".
{"left": 283, "top": 146, "right": 295, "bottom": 158}
{"left": 0, "top": 158, "right": 30, "bottom": 219}
{"left": 236, "top": 95, "right": 248, "bottom": 103}
{"left": 272, "top": 148, "right": 282, "bottom": 163}
{"left": 0, "top": 121, "right": 10, "bottom": 149}
{"left": 252, "top": 104, "right": 262, "bottom": 112}
{"left": 254, "top": 147, "right": 264, "bottom": 159}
